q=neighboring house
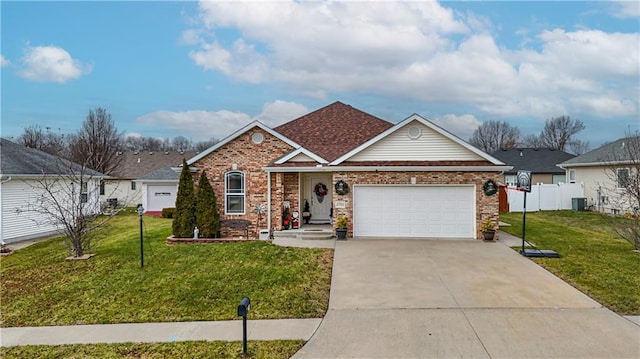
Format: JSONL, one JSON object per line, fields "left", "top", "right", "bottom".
{"left": 187, "top": 102, "right": 511, "bottom": 239}
{"left": 558, "top": 136, "right": 639, "bottom": 214}
{"left": 0, "top": 139, "right": 103, "bottom": 243}
{"left": 492, "top": 148, "right": 576, "bottom": 186}
{"left": 138, "top": 165, "right": 181, "bottom": 214}
{"left": 102, "top": 150, "right": 197, "bottom": 208}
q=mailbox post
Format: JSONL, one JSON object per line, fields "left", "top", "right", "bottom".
{"left": 237, "top": 297, "right": 251, "bottom": 358}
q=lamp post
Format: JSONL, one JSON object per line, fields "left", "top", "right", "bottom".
{"left": 137, "top": 205, "right": 144, "bottom": 268}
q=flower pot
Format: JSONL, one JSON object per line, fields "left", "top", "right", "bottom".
{"left": 482, "top": 230, "right": 496, "bottom": 241}
{"left": 336, "top": 228, "right": 348, "bottom": 240}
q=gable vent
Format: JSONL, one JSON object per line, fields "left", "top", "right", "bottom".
{"left": 407, "top": 125, "right": 422, "bottom": 140}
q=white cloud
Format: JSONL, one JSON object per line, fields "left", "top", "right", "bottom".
{"left": 135, "top": 100, "right": 308, "bottom": 141}
{"left": 609, "top": 0, "right": 640, "bottom": 18}
{"left": 186, "top": 1, "right": 639, "bottom": 121}
{"left": 19, "top": 45, "right": 91, "bottom": 83}
{"left": 0, "top": 55, "right": 10, "bottom": 67}
{"left": 432, "top": 114, "right": 482, "bottom": 140}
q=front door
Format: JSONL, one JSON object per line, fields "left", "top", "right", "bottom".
{"left": 308, "top": 175, "right": 332, "bottom": 224}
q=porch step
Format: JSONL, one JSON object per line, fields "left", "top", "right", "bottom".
{"left": 273, "top": 226, "right": 334, "bottom": 240}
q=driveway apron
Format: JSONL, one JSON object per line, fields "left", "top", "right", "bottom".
{"left": 294, "top": 239, "right": 640, "bottom": 358}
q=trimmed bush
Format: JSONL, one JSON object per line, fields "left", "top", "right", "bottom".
{"left": 172, "top": 159, "right": 196, "bottom": 238}
{"left": 161, "top": 207, "right": 175, "bottom": 219}
{"left": 195, "top": 172, "right": 220, "bottom": 238}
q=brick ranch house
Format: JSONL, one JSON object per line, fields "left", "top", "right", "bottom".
{"left": 187, "top": 102, "right": 511, "bottom": 239}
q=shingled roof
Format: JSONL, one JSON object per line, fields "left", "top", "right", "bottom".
{"left": 274, "top": 101, "right": 393, "bottom": 161}
{"left": 491, "top": 148, "right": 575, "bottom": 174}
{"left": 0, "top": 138, "right": 103, "bottom": 177}
{"left": 114, "top": 151, "right": 198, "bottom": 178}
{"left": 560, "top": 136, "right": 639, "bottom": 166}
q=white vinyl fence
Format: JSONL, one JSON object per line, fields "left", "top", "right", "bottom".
{"left": 507, "top": 183, "right": 584, "bottom": 212}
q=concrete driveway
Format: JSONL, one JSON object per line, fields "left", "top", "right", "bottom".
{"left": 294, "top": 239, "right": 640, "bottom": 358}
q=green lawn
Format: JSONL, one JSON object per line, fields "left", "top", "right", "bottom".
{"left": 0, "top": 210, "right": 333, "bottom": 327}
{"left": 500, "top": 210, "right": 640, "bottom": 315}
{"left": 0, "top": 340, "right": 305, "bottom": 359}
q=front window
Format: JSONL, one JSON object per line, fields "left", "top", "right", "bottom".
{"left": 131, "top": 181, "right": 137, "bottom": 190}
{"left": 99, "top": 180, "right": 105, "bottom": 195}
{"left": 568, "top": 170, "right": 576, "bottom": 183}
{"left": 617, "top": 168, "right": 630, "bottom": 189}
{"left": 225, "top": 171, "right": 245, "bottom": 214}
{"left": 81, "top": 182, "right": 88, "bottom": 203}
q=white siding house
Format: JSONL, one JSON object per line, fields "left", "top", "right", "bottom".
{"left": 559, "top": 136, "right": 639, "bottom": 214}
{"left": 0, "top": 139, "right": 103, "bottom": 244}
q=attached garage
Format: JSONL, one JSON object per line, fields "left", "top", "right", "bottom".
{"left": 353, "top": 185, "right": 476, "bottom": 238}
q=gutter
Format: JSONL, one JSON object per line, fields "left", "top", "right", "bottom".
{"left": 262, "top": 165, "right": 513, "bottom": 173}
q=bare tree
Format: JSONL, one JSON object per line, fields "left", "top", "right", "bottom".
{"left": 520, "top": 134, "right": 544, "bottom": 148}
{"left": 68, "top": 107, "right": 125, "bottom": 176}
{"left": 18, "top": 125, "right": 68, "bottom": 157}
{"left": 539, "top": 116, "right": 585, "bottom": 151}
{"left": 143, "top": 137, "right": 163, "bottom": 152}
{"left": 172, "top": 136, "right": 193, "bottom": 152}
{"left": 600, "top": 132, "right": 640, "bottom": 250}
{"left": 469, "top": 120, "right": 520, "bottom": 153}
{"left": 567, "top": 139, "right": 590, "bottom": 155}
{"left": 194, "top": 137, "right": 219, "bottom": 152}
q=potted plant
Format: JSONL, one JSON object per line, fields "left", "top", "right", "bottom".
{"left": 481, "top": 218, "right": 496, "bottom": 241}
{"left": 335, "top": 216, "right": 348, "bottom": 240}
{"left": 302, "top": 200, "right": 311, "bottom": 224}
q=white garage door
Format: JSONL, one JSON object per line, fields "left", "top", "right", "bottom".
{"left": 353, "top": 185, "right": 475, "bottom": 238}
{"left": 147, "top": 184, "right": 177, "bottom": 211}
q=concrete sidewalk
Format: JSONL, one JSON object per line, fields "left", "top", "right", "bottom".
{"left": 0, "top": 319, "right": 321, "bottom": 347}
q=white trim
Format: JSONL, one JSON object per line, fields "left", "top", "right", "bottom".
{"left": 274, "top": 148, "right": 329, "bottom": 164}
{"left": 559, "top": 160, "right": 634, "bottom": 168}
{"left": 331, "top": 114, "right": 506, "bottom": 166}
{"left": 263, "top": 165, "right": 513, "bottom": 173}
{"left": 267, "top": 170, "right": 272, "bottom": 233}
{"left": 187, "top": 121, "right": 301, "bottom": 165}
{"left": 225, "top": 171, "right": 246, "bottom": 215}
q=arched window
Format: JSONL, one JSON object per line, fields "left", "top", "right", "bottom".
{"left": 225, "top": 171, "right": 245, "bottom": 214}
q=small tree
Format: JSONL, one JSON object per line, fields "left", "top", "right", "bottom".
{"left": 173, "top": 159, "right": 196, "bottom": 238}
{"left": 195, "top": 172, "right": 220, "bottom": 238}
{"left": 601, "top": 132, "right": 640, "bottom": 250}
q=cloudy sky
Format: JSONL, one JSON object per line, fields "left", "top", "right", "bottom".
{"left": 1, "top": 1, "right": 638, "bottom": 148}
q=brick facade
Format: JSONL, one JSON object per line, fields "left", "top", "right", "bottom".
{"left": 192, "top": 126, "right": 499, "bottom": 240}
{"left": 328, "top": 170, "right": 499, "bottom": 240}
{"left": 192, "top": 127, "right": 294, "bottom": 237}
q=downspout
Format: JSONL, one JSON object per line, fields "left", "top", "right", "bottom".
{"left": 267, "top": 170, "right": 272, "bottom": 234}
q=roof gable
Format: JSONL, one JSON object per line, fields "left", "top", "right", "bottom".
{"left": 188, "top": 121, "right": 300, "bottom": 165}
{"left": 274, "top": 101, "right": 393, "bottom": 162}
{"left": 275, "top": 148, "right": 328, "bottom": 164}
{"left": 492, "top": 148, "right": 575, "bottom": 174}
{"left": 332, "top": 114, "right": 504, "bottom": 165}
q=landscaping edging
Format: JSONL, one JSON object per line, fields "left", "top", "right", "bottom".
{"left": 166, "top": 236, "right": 261, "bottom": 245}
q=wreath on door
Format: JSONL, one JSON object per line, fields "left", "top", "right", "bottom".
{"left": 314, "top": 183, "right": 328, "bottom": 203}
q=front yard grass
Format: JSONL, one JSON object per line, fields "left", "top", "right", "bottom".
{"left": 0, "top": 210, "right": 333, "bottom": 327}
{"left": 0, "top": 340, "right": 305, "bottom": 359}
{"left": 500, "top": 210, "right": 640, "bottom": 315}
